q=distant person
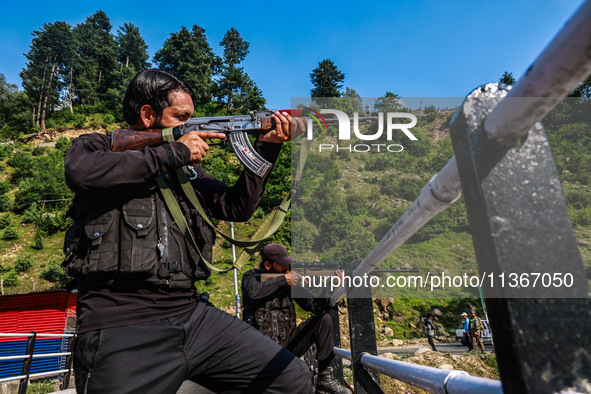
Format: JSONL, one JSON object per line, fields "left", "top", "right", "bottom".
{"left": 469, "top": 310, "right": 486, "bottom": 354}
{"left": 461, "top": 312, "right": 473, "bottom": 351}
{"left": 242, "top": 243, "right": 351, "bottom": 394}
{"left": 424, "top": 313, "right": 438, "bottom": 351}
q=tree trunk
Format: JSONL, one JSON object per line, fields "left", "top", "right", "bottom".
{"left": 125, "top": 56, "right": 129, "bottom": 68}
{"left": 226, "top": 95, "right": 233, "bottom": 116}
{"left": 68, "top": 67, "right": 74, "bottom": 113}
{"left": 40, "top": 60, "right": 57, "bottom": 132}
{"left": 36, "top": 56, "right": 49, "bottom": 126}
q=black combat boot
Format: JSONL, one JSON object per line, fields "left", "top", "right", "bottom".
{"left": 315, "top": 367, "right": 351, "bottom": 394}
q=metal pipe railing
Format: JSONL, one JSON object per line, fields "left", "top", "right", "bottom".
{"left": 333, "top": 348, "right": 503, "bottom": 394}
{"left": 0, "top": 332, "right": 75, "bottom": 390}
{"left": 330, "top": 0, "right": 591, "bottom": 305}
{"left": 0, "top": 352, "right": 72, "bottom": 361}
{"left": 0, "top": 333, "right": 74, "bottom": 338}
{"left": 0, "top": 369, "right": 71, "bottom": 384}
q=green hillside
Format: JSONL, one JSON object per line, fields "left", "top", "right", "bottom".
{"left": 0, "top": 102, "right": 590, "bottom": 344}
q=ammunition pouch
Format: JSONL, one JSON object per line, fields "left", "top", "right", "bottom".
{"left": 62, "top": 193, "right": 213, "bottom": 290}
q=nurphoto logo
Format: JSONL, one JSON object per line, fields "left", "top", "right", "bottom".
{"left": 304, "top": 108, "right": 418, "bottom": 153}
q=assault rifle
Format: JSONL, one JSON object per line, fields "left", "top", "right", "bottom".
{"left": 258, "top": 261, "right": 340, "bottom": 282}
{"left": 110, "top": 107, "right": 377, "bottom": 178}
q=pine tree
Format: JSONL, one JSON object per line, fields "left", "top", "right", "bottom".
{"left": 310, "top": 59, "right": 345, "bottom": 98}
{"left": 499, "top": 71, "right": 516, "bottom": 86}
{"left": 106, "top": 23, "right": 151, "bottom": 109}
{"left": 116, "top": 23, "right": 150, "bottom": 70}
{"left": 72, "top": 11, "right": 118, "bottom": 107}
{"left": 215, "top": 28, "right": 265, "bottom": 114}
{"left": 154, "top": 25, "right": 216, "bottom": 105}
{"left": 20, "top": 21, "right": 75, "bottom": 130}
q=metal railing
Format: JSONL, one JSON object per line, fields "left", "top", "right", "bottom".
{"left": 0, "top": 332, "right": 75, "bottom": 394}
{"left": 327, "top": 0, "right": 591, "bottom": 393}
{"left": 333, "top": 348, "right": 503, "bottom": 394}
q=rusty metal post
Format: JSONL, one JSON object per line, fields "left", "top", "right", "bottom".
{"left": 18, "top": 332, "right": 36, "bottom": 394}
{"left": 329, "top": 305, "right": 345, "bottom": 384}
{"left": 61, "top": 335, "right": 76, "bottom": 389}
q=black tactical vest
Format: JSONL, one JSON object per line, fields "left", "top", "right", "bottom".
{"left": 244, "top": 284, "right": 296, "bottom": 346}
{"left": 62, "top": 189, "right": 215, "bottom": 291}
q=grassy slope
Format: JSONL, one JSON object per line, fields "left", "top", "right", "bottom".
{"left": 1, "top": 111, "right": 590, "bottom": 343}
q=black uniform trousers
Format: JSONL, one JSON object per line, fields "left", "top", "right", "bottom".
{"left": 74, "top": 300, "right": 312, "bottom": 394}
{"left": 285, "top": 313, "right": 334, "bottom": 372}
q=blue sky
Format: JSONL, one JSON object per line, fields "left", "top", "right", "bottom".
{"left": 0, "top": 0, "right": 586, "bottom": 110}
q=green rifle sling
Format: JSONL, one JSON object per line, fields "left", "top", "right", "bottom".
{"left": 233, "top": 138, "right": 311, "bottom": 271}
{"left": 156, "top": 127, "right": 310, "bottom": 272}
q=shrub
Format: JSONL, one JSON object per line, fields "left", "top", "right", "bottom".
{"left": 20, "top": 203, "right": 40, "bottom": 224}
{"left": 0, "top": 194, "right": 8, "bottom": 213}
{"left": 73, "top": 114, "right": 86, "bottom": 129}
{"left": 2, "top": 271, "right": 19, "bottom": 287}
{"left": 7, "top": 153, "right": 34, "bottom": 185}
{"left": 26, "top": 380, "right": 55, "bottom": 394}
{"left": 31, "top": 231, "right": 45, "bottom": 250}
{"left": 0, "top": 142, "right": 14, "bottom": 159}
{"left": 40, "top": 258, "right": 70, "bottom": 288}
{"left": 103, "top": 113, "right": 115, "bottom": 124}
{"left": 36, "top": 212, "right": 70, "bottom": 235}
{"left": 31, "top": 145, "right": 47, "bottom": 156}
{"left": 55, "top": 137, "right": 72, "bottom": 153}
{"left": 565, "top": 188, "right": 591, "bottom": 210}
{"left": 422, "top": 105, "right": 439, "bottom": 122}
{"left": 13, "top": 154, "right": 73, "bottom": 213}
{"left": 347, "top": 194, "right": 367, "bottom": 216}
{"left": 14, "top": 254, "right": 33, "bottom": 273}
{"left": 292, "top": 220, "right": 317, "bottom": 253}
{"left": 574, "top": 206, "right": 591, "bottom": 226}
{"left": 47, "top": 108, "right": 75, "bottom": 126}
{"left": 404, "top": 129, "right": 432, "bottom": 157}
{"left": 253, "top": 207, "right": 265, "bottom": 219}
{"left": 0, "top": 182, "right": 10, "bottom": 213}
{"left": 90, "top": 115, "right": 102, "bottom": 129}
{"left": 380, "top": 176, "right": 423, "bottom": 201}
{"left": 2, "top": 224, "right": 20, "bottom": 240}
{"left": 0, "top": 214, "right": 12, "bottom": 229}
{"left": 364, "top": 154, "right": 395, "bottom": 171}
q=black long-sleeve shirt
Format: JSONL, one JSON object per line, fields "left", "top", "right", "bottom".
{"left": 241, "top": 269, "right": 328, "bottom": 336}
{"left": 65, "top": 132, "right": 282, "bottom": 332}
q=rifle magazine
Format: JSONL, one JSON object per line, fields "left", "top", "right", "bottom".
{"left": 229, "top": 132, "right": 272, "bottom": 178}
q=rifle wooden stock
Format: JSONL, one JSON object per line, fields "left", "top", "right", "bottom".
{"left": 258, "top": 270, "right": 336, "bottom": 282}
{"left": 259, "top": 273, "right": 283, "bottom": 282}
{"left": 111, "top": 129, "right": 164, "bottom": 152}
